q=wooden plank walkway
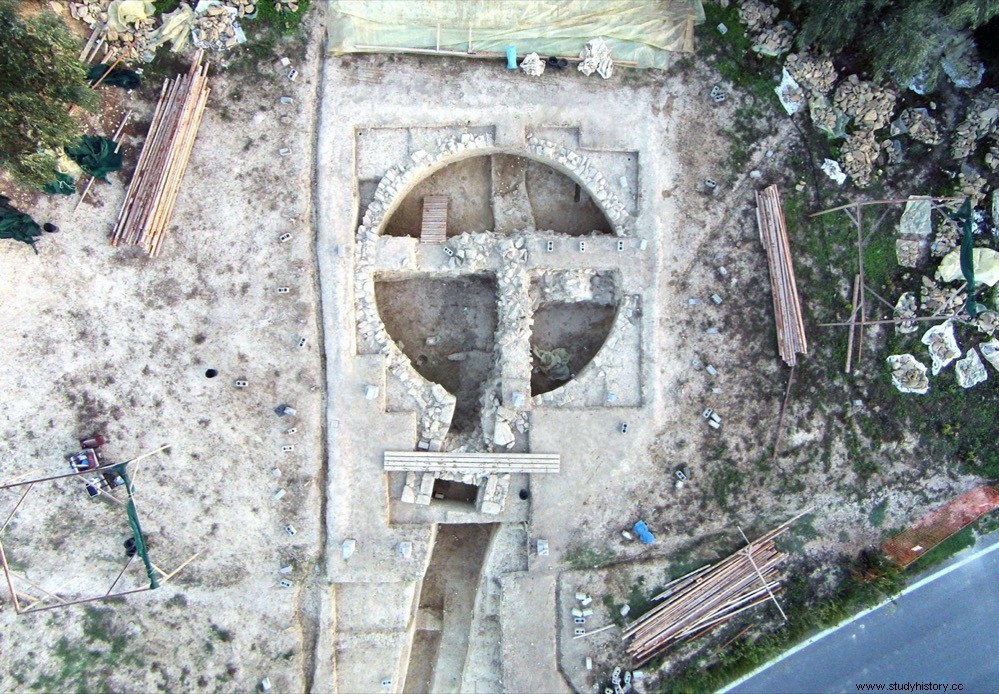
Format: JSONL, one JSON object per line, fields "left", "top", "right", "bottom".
{"left": 420, "top": 195, "right": 448, "bottom": 244}
{"left": 384, "top": 451, "right": 560, "bottom": 474}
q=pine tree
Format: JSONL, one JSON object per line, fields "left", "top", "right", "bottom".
{"left": 0, "top": 1, "right": 96, "bottom": 188}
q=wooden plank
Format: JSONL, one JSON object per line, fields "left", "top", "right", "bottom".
{"left": 384, "top": 451, "right": 560, "bottom": 473}
{"left": 420, "top": 195, "right": 448, "bottom": 244}
{"left": 845, "top": 274, "right": 860, "bottom": 373}
{"left": 756, "top": 185, "right": 807, "bottom": 366}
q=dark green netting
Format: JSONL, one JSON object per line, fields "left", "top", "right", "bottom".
{"left": 952, "top": 197, "right": 984, "bottom": 317}
{"left": 43, "top": 171, "right": 76, "bottom": 195}
{"left": 65, "top": 135, "right": 122, "bottom": 181}
{"left": 87, "top": 63, "right": 141, "bottom": 90}
{"left": 0, "top": 204, "right": 43, "bottom": 254}
{"left": 112, "top": 463, "right": 160, "bottom": 590}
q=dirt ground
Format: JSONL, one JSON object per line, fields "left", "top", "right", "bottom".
{"left": 0, "top": 4, "right": 989, "bottom": 693}
{"left": 384, "top": 154, "right": 611, "bottom": 238}
{"left": 375, "top": 275, "right": 497, "bottom": 432}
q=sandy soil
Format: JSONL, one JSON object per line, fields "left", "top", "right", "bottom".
{"left": 0, "top": 9, "right": 326, "bottom": 692}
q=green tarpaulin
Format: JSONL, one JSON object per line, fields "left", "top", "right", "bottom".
{"left": 87, "top": 63, "right": 142, "bottom": 90}
{"left": 0, "top": 204, "right": 43, "bottom": 253}
{"left": 65, "top": 135, "right": 123, "bottom": 182}
{"left": 327, "top": 0, "right": 705, "bottom": 68}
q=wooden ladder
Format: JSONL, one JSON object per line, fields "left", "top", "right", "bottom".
{"left": 420, "top": 195, "right": 448, "bottom": 244}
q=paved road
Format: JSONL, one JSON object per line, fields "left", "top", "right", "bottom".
{"left": 729, "top": 541, "right": 999, "bottom": 694}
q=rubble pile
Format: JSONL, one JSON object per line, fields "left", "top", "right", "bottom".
{"left": 950, "top": 88, "right": 998, "bottom": 160}
{"left": 275, "top": 0, "right": 300, "bottom": 11}
{"left": 887, "top": 354, "right": 930, "bottom": 394}
{"left": 785, "top": 52, "right": 838, "bottom": 96}
{"left": 975, "top": 310, "right": 999, "bottom": 336}
{"left": 930, "top": 217, "right": 961, "bottom": 257}
{"left": 833, "top": 75, "right": 897, "bottom": 132}
{"left": 838, "top": 130, "right": 882, "bottom": 187}
{"left": 222, "top": 0, "right": 257, "bottom": 17}
{"left": 921, "top": 276, "right": 965, "bottom": 314}
{"left": 809, "top": 97, "right": 847, "bottom": 138}
{"left": 894, "top": 292, "right": 919, "bottom": 334}
{"left": 893, "top": 108, "right": 944, "bottom": 145}
{"left": 738, "top": 0, "right": 778, "bottom": 33}
{"left": 957, "top": 166, "right": 988, "bottom": 206}
{"left": 752, "top": 23, "right": 793, "bottom": 57}
{"left": 68, "top": 0, "right": 111, "bottom": 27}
{"left": 193, "top": 4, "right": 242, "bottom": 50}
{"left": 72, "top": 0, "right": 158, "bottom": 61}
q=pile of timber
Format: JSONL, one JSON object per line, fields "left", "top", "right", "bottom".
{"left": 755, "top": 185, "right": 807, "bottom": 366}
{"left": 110, "top": 51, "right": 210, "bottom": 257}
{"left": 623, "top": 511, "right": 810, "bottom": 666}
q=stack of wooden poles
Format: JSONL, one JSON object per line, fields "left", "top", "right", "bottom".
{"left": 110, "top": 51, "right": 210, "bottom": 257}
{"left": 623, "top": 511, "right": 809, "bottom": 666}
{"left": 755, "top": 185, "right": 807, "bottom": 366}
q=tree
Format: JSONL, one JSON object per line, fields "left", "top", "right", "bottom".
{"left": 791, "top": 0, "right": 999, "bottom": 90}
{"left": 0, "top": 1, "right": 95, "bottom": 188}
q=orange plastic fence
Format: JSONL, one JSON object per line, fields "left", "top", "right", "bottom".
{"left": 881, "top": 485, "right": 999, "bottom": 567}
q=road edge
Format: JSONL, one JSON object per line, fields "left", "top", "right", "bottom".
{"left": 719, "top": 531, "right": 999, "bottom": 693}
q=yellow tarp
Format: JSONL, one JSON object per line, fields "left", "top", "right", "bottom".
{"left": 937, "top": 247, "right": 999, "bottom": 287}
{"left": 326, "top": 0, "right": 705, "bottom": 68}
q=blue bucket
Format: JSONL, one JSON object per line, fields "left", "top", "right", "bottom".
{"left": 505, "top": 44, "right": 517, "bottom": 69}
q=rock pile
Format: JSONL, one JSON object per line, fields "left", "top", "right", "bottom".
{"left": 808, "top": 97, "right": 844, "bottom": 137}
{"left": 950, "top": 88, "right": 998, "bottom": 160}
{"left": 833, "top": 75, "right": 897, "bottom": 131}
{"left": 784, "top": 52, "right": 837, "bottom": 96}
{"left": 193, "top": 4, "right": 242, "bottom": 50}
{"left": 887, "top": 354, "right": 930, "bottom": 394}
{"left": 957, "top": 166, "right": 988, "bottom": 206}
{"left": 975, "top": 310, "right": 999, "bottom": 336}
{"left": 893, "top": 108, "right": 944, "bottom": 145}
{"left": 986, "top": 141, "right": 998, "bottom": 171}
{"left": 223, "top": 0, "right": 257, "bottom": 17}
{"left": 921, "top": 276, "right": 964, "bottom": 315}
{"left": 752, "top": 23, "right": 793, "bottom": 57}
{"left": 894, "top": 292, "right": 919, "bottom": 334}
{"left": 839, "top": 130, "right": 882, "bottom": 187}
{"left": 738, "top": 0, "right": 778, "bottom": 33}
{"left": 275, "top": 0, "right": 300, "bottom": 11}
{"left": 930, "top": 217, "right": 960, "bottom": 257}
{"left": 69, "top": 0, "right": 112, "bottom": 27}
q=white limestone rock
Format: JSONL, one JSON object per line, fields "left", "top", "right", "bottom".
{"left": 921, "top": 321, "right": 960, "bottom": 375}
{"left": 955, "top": 348, "right": 987, "bottom": 388}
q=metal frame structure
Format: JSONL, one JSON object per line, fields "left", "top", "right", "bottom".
{"left": 810, "top": 196, "right": 968, "bottom": 373}
{"left": 0, "top": 445, "right": 199, "bottom": 615}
